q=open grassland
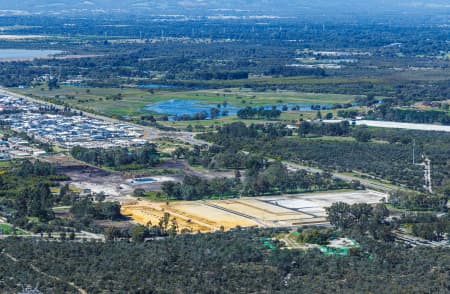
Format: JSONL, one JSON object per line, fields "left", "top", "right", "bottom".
{"left": 0, "top": 223, "right": 28, "bottom": 235}
{"left": 161, "top": 110, "right": 340, "bottom": 130}
{"left": 12, "top": 86, "right": 354, "bottom": 118}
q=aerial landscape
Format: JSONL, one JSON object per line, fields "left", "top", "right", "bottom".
{"left": 0, "top": 0, "right": 449, "bottom": 293}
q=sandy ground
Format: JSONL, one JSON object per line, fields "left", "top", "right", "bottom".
{"left": 209, "top": 200, "right": 310, "bottom": 221}
{"left": 122, "top": 190, "right": 385, "bottom": 232}
{"left": 121, "top": 201, "right": 218, "bottom": 232}
{"left": 171, "top": 202, "right": 257, "bottom": 229}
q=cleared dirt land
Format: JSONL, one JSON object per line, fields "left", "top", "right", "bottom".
{"left": 122, "top": 190, "right": 386, "bottom": 232}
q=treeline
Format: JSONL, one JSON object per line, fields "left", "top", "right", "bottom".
{"left": 1, "top": 228, "right": 450, "bottom": 293}
{"left": 172, "top": 107, "right": 230, "bottom": 121}
{"left": 368, "top": 106, "right": 450, "bottom": 125}
{"left": 199, "top": 122, "right": 425, "bottom": 189}
{"left": 401, "top": 213, "right": 450, "bottom": 241}
{"left": 70, "top": 143, "right": 160, "bottom": 168}
{"left": 172, "top": 144, "right": 269, "bottom": 170}
{"left": 237, "top": 107, "right": 281, "bottom": 119}
{"left": 327, "top": 202, "right": 393, "bottom": 241}
{"left": 15, "top": 160, "right": 55, "bottom": 177}
{"left": 389, "top": 190, "right": 449, "bottom": 212}
{"left": 71, "top": 198, "right": 122, "bottom": 221}
{"left": 161, "top": 176, "right": 238, "bottom": 200}
{"left": 0, "top": 161, "right": 124, "bottom": 234}
{"left": 194, "top": 71, "right": 249, "bottom": 80}
{"left": 161, "top": 161, "right": 355, "bottom": 200}
{"left": 265, "top": 66, "right": 325, "bottom": 77}
{"left": 299, "top": 121, "right": 351, "bottom": 137}
{"left": 199, "top": 122, "right": 450, "bottom": 191}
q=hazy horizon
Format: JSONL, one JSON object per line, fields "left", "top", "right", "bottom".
{"left": 0, "top": 0, "right": 449, "bottom": 19}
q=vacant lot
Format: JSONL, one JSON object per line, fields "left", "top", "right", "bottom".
{"left": 122, "top": 190, "right": 386, "bottom": 232}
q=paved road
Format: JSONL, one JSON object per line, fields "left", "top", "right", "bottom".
{"left": 282, "top": 161, "right": 394, "bottom": 192}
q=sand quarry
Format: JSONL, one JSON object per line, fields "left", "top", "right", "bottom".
{"left": 121, "top": 190, "right": 386, "bottom": 232}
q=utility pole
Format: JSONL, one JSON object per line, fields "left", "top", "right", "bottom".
{"left": 412, "top": 139, "right": 416, "bottom": 165}
{"left": 423, "top": 156, "right": 432, "bottom": 193}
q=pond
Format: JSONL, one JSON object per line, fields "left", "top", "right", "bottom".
{"left": 0, "top": 49, "right": 63, "bottom": 61}
{"left": 145, "top": 99, "right": 241, "bottom": 119}
{"left": 138, "top": 84, "right": 180, "bottom": 89}
{"left": 129, "top": 177, "right": 156, "bottom": 184}
{"left": 144, "top": 99, "right": 330, "bottom": 119}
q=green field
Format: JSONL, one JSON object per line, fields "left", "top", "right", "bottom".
{"left": 162, "top": 111, "right": 311, "bottom": 130}
{"left": 0, "top": 223, "right": 28, "bottom": 235}
{"left": 12, "top": 86, "right": 355, "bottom": 119}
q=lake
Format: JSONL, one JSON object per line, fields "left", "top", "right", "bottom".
{"left": 144, "top": 99, "right": 330, "bottom": 119}
{"left": 138, "top": 84, "right": 180, "bottom": 89}
{"left": 0, "top": 49, "right": 63, "bottom": 61}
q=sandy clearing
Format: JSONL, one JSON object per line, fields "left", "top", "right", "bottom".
{"left": 170, "top": 202, "right": 258, "bottom": 229}
{"left": 209, "top": 200, "right": 311, "bottom": 221}
{"left": 123, "top": 190, "right": 387, "bottom": 232}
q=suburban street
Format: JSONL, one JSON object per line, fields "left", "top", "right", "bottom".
{"left": 0, "top": 88, "right": 209, "bottom": 147}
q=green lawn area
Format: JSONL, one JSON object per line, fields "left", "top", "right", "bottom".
{"left": 0, "top": 223, "right": 28, "bottom": 235}
{"left": 162, "top": 110, "right": 343, "bottom": 131}
{"left": 11, "top": 86, "right": 355, "bottom": 120}
{"left": 0, "top": 160, "right": 11, "bottom": 170}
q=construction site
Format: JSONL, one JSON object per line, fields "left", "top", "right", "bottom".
{"left": 121, "top": 190, "right": 386, "bottom": 232}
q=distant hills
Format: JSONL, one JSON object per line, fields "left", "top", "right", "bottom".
{"left": 0, "top": 0, "right": 449, "bottom": 18}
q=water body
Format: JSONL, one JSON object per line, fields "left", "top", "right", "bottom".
{"left": 133, "top": 177, "right": 156, "bottom": 183}
{"left": 144, "top": 99, "right": 330, "bottom": 119}
{"left": 138, "top": 84, "right": 180, "bottom": 89}
{"left": 128, "top": 177, "right": 156, "bottom": 184}
{"left": 0, "top": 49, "right": 62, "bottom": 61}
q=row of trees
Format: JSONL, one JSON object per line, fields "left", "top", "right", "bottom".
{"left": 299, "top": 121, "right": 351, "bottom": 137}
{"left": 326, "top": 202, "right": 392, "bottom": 241}
{"left": 71, "top": 198, "right": 122, "bottom": 221}
{"left": 237, "top": 107, "right": 281, "bottom": 119}
{"left": 199, "top": 122, "right": 450, "bottom": 191}
{"left": 70, "top": 143, "right": 160, "bottom": 168}
{"left": 368, "top": 105, "right": 450, "bottom": 125}
{"left": 161, "top": 161, "right": 354, "bottom": 200}
{"left": 389, "top": 190, "right": 449, "bottom": 211}
{"left": 161, "top": 176, "right": 238, "bottom": 200}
